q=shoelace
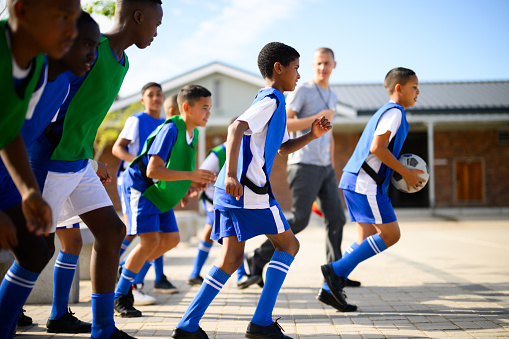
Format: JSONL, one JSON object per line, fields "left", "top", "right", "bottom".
{"left": 273, "top": 317, "right": 285, "bottom": 333}
{"left": 67, "top": 307, "right": 75, "bottom": 316}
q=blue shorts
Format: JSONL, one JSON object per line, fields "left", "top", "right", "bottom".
{"left": 343, "top": 189, "right": 397, "bottom": 225}
{"left": 211, "top": 205, "right": 290, "bottom": 243}
{"left": 56, "top": 222, "right": 80, "bottom": 230}
{"left": 124, "top": 186, "right": 178, "bottom": 235}
{"left": 202, "top": 199, "right": 214, "bottom": 226}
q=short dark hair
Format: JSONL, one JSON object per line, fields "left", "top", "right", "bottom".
{"left": 257, "top": 42, "right": 300, "bottom": 79}
{"left": 77, "top": 11, "right": 97, "bottom": 28}
{"left": 384, "top": 67, "right": 416, "bottom": 94}
{"left": 117, "top": 0, "right": 162, "bottom": 8}
{"left": 177, "top": 85, "right": 212, "bottom": 108}
{"left": 315, "top": 47, "right": 334, "bottom": 60}
{"left": 141, "top": 82, "right": 162, "bottom": 95}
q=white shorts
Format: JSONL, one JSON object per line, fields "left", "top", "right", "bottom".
{"left": 36, "top": 163, "right": 112, "bottom": 232}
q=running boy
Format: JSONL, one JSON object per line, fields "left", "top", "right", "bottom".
{"left": 26, "top": 1, "right": 163, "bottom": 338}
{"left": 115, "top": 85, "right": 215, "bottom": 318}
{"left": 172, "top": 42, "right": 332, "bottom": 339}
{"left": 0, "top": 0, "right": 80, "bottom": 336}
{"left": 321, "top": 67, "right": 422, "bottom": 309}
{"left": 113, "top": 82, "right": 175, "bottom": 307}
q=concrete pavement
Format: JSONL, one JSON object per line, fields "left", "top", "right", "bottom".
{"left": 18, "top": 210, "right": 509, "bottom": 338}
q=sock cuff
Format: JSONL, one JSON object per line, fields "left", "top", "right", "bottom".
{"left": 209, "top": 265, "right": 230, "bottom": 284}
{"left": 369, "top": 234, "right": 388, "bottom": 253}
{"left": 272, "top": 250, "right": 294, "bottom": 266}
{"left": 122, "top": 238, "right": 131, "bottom": 245}
{"left": 10, "top": 262, "right": 39, "bottom": 281}
{"left": 199, "top": 240, "right": 213, "bottom": 251}
{"left": 57, "top": 250, "right": 79, "bottom": 264}
{"left": 121, "top": 267, "right": 138, "bottom": 279}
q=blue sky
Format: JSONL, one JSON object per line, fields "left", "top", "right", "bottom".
{"left": 38, "top": 0, "right": 509, "bottom": 96}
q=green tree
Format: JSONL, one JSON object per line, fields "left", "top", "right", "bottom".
{"left": 83, "top": 0, "right": 116, "bottom": 19}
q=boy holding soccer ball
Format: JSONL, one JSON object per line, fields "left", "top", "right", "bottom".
{"left": 320, "top": 67, "right": 424, "bottom": 310}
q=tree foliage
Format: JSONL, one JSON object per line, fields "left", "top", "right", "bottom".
{"left": 82, "top": 0, "right": 116, "bottom": 19}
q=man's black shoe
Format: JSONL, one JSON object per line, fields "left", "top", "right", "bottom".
{"left": 246, "top": 253, "right": 264, "bottom": 288}
{"left": 46, "top": 308, "right": 92, "bottom": 333}
{"left": 114, "top": 294, "right": 142, "bottom": 318}
{"left": 18, "top": 308, "right": 33, "bottom": 327}
{"left": 317, "top": 288, "right": 357, "bottom": 312}
{"left": 109, "top": 328, "right": 137, "bottom": 338}
{"left": 238, "top": 274, "right": 262, "bottom": 290}
{"left": 345, "top": 278, "right": 361, "bottom": 287}
{"left": 172, "top": 327, "right": 209, "bottom": 338}
{"left": 320, "top": 263, "right": 350, "bottom": 308}
{"left": 246, "top": 318, "right": 292, "bottom": 338}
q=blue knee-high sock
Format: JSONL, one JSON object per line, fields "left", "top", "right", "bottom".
{"left": 50, "top": 251, "right": 79, "bottom": 320}
{"left": 0, "top": 262, "right": 39, "bottom": 339}
{"left": 133, "top": 261, "right": 151, "bottom": 285}
{"left": 323, "top": 242, "right": 359, "bottom": 291}
{"left": 189, "top": 240, "right": 213, "bottom": 278}
{"left": 119, "top": 238, "right": 132, "bottom": 257}
{"left": 177, "top": 265, "right": 230, "bottom": 332}
{"left": 115, "top": 267, "right": 137, "bottom": 299}
{"left": 331, "top": 234, "right": 388, "bottom": 278}
{"left": 251, "top": 251, "right": 294, "bottom": 327}
{"left": 153, "top": 256, "right": 164, "bottom": 283}
{"left": 91, "top": 292, "right": 116, "bottom": 339}
{"left": 236, "top": 254, "right": 247, "bottom": 282}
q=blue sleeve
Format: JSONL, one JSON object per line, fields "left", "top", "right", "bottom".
{"left": 147, "top": 122, "right": 177, "bottom": 163}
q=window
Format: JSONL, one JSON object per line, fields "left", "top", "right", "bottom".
{"left": 454, "top": 158, "right": 485, "bottom": 204}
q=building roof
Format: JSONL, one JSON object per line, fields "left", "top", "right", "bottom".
{"left": 331, "top": 81, "right": 509, "bottom": 115}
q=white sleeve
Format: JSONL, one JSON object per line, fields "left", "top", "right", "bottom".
{"left": 282, "top": 127, "right": 289, "bottom": 143}
{"left": 237, "top": 97, "right": 278, "bottom": 135}
{"left": 199, "top": 152, "right": 220, "bottom": 174}
{"left": 119, "top": 116, "right": 139, "bottom": 142}
{"left": 374, "top": 108, "right": 402, "bottom": 143}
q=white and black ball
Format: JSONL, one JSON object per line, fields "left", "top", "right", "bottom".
{"left": 391, "top": 154, "right": 429, "bottom": 193}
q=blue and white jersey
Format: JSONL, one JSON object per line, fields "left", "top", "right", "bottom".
{"left": 339, "top": 101, "right": 408, "bottom": 196}
{"left": 116, "top": 112, "right": 165, "bottom": 176}
{"left": 214, "top": 88, "right": 288, "bottom": 210}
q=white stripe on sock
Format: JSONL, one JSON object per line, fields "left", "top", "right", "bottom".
{"left": 5, "top": 273, "right": 35, "bottom": 289}
{"left": 121, "top": 274, "right": 134, "bottom": 282}
{"left": 367, "top": 236, "right": 381, "bottom": 254}
{"left": 198, "top": 243, "right": 212, "bottom": 252}
{"left": 204, "top": 275, "right": 223, "bottom": 291}
{"left": 55, "top": 260, "right": 76, "bottom": 269}
{"left": 267, "top": 264, "right": 288, "bottom": 274}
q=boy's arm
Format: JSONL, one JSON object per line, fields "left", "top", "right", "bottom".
{"left": 146, "top": 155, "right": 215, "bottom": 184}
{"left": 0, "top": 134, "right": 52, "bottom": 235}
{"left": 279, "top": 116, "right": 331, "bottom": 157}
{"left": 224, "top": 120, "right": 249, "bottom": 199}
{"left": 286, "top": 109, "right": 335, "bottom": 133}
{"left": 112, "top": 138, "right": 136, "bottom": 163}
{"left": 370, "top": 131, "right": 424, "bottom": 191}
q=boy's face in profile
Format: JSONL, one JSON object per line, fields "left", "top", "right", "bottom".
{"left": 398, "top": 75, "right": 420, "bottom": 108}
{"left": 134, "top": 4, "right": 163, "bottom": 49}
{"left": 185, "top": 96, "right": 212, "bottom": 128}
{"left": 141, "top": 86, "right": 164, "bottom": 113}
{"left": 19, "top": 0, "right": 81, "bottom": 58}
{"left": 280, "top": 58, "right": 300, "bottom": 92}
{"left": 62, "top": 21, "right": 101, "bottom": 77}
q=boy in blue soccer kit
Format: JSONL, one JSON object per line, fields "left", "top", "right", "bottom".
{"left": 0, "top": 1, "right": 82, "bottom": 337}
{"left": 321, "top": 67, "right": 424, "bottom": 309}
{"left": 115, "top": 85, "right": 216, "bottom": 318}
{"left": 173, "top": 42, "right": 332, "bottom": 339}
{"left": 113, "top": 83, "right": 176, "bottom": 306}
{"left": 187, "top": 142, "right": 249, "bottom": 288}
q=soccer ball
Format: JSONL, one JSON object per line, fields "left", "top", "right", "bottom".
{"left": 391, "top": 154, "right": 429, "bottom": 193}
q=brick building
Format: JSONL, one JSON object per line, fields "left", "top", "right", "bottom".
{"left": 100, "top": 63, "right": 509, "bottom": 211}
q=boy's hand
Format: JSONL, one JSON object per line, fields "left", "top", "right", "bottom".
{"left": 310, "top": 116, "right": 332, "bottom": 139}
{"left": 190, "top": 169, "right": 216, "bottom": 184}
{"left": 96, "top": 161, "right": 112, "bottom": 184}
{"left": 225, "top": 174, "right": 243, "bottom": 200}
{"left": 22, "top": 190, "right": 52, "bottom": 236}
{"left": 190, "top": 181, "right": 208, "bottom": 191}
{"left": 402, "top": 168, "right": 426, "bottom": 191}
{"left": 0, "top": 212, "right": 18, "bottom": 249}
{"left": 317, "top": 109, "right": 335, "bottom": 122}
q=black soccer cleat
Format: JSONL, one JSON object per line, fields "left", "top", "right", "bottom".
{"left": 172, "top": 327, "right": 209, "bottom": 338}
{"left": 345, "top": 278, "right": 361, "bottom": 287}
{"left": 245, "top": 318, "right": 293, "bottom": 339}
{"left": 46, "top": 308, "right": 92, "bottom": 333}
{"left": 320, "top": 263, "right": 351, "bottom": 308}
{"left": 114, "top": 294, "right": 142, "bottom": 318}
{"left": 109, "top": 328, "right": 137, "bottom": 338}
{"left": 17, "top": 308, "right": 33, "bottom": 327}
{"left": 317, "top": 288, "right": 357, "bottom": 312}
{"left": 187, "top": 275, "right": 204, "bottom": 286}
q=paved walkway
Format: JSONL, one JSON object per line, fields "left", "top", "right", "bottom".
{"left": 19, "top": 210, "right": 509, "bottom": 338}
